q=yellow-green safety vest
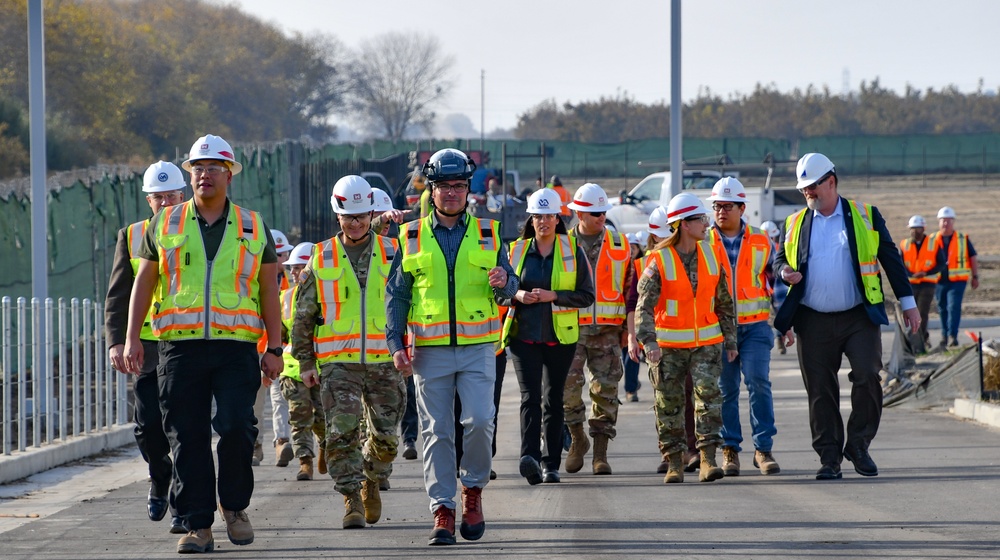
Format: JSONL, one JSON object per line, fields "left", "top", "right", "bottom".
{"left": 126, "top": 219, "right": 156, "bottom": 341}
{"left": 278, "top": 287, "right": 301, "bottom": 381}
{"left": 501, "top": 235, "right": 579, "bottom": 345}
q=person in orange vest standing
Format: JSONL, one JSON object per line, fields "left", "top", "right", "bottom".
{"left": 548, "top": 175, "right": 572, "bottom": 218}
{"left": 124, "top": 134, "right": 284, "bottom": 554}
{"left": 636, "top": 193, "right": 738, "bottom": 483}
{"left": 927, "top": 207, "right": 979, "bottom": 349}
{"left": 706, "top": 178, "right": 782, "bottom": 477}
{"left": 899, "top": 215, "right": 940, "bottom": 352}
{"left": 563, "top": 183, "right": 632, "bottom": 476}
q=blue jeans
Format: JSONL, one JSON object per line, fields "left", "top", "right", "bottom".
{"left": 936, "top": 281, "right": 967, "bottom": 339}
{"left": 622, "top": 347, "right": 640, "bottom": 393}
{"left": 719, "top": 321, "right": 776, "bottom": 453}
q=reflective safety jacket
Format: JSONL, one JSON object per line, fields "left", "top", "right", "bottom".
{"left": 708, "top": 224, "right": 772, "bottom": 325}
{"left": 126, "top": 219, "right": 156, "bottom": 341}
{"left": 783, "top": 199, "right": 883, "bottom": 305}
{"left": 651, "top": 241, "right": 724, "bottom": 348}
{"left": 400, "top": 216, "right": 502, "bottom": 346}
{"left": 311, "top": 235, "right": 395, "bottom": 364}
{"left": 927, "top": 231, "right": 971, "bottom": 283}
{"left": 501, "top": 235, "right": 580, "bottom": 345}
{"left": 575, "top": 229, "right": 630, "bottom": 326}
{"left": 152, "top": 201, "right": 266, "bottom": 342}
{"left": 900, "top": 236, "right": 937, "bottom": 284}
{"left": 278, "top": 287, "right": 301, "bottom": 380}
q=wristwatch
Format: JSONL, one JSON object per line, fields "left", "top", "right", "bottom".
{"left": 265, "top": 346, "right": 283, "bottom": 358}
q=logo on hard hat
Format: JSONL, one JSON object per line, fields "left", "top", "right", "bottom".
{"left": 157, "top": 172, "right": 169, "bottom": 183}
{"left": 723, "top": 188, "right": 731, "bottom": 195}
{"left": 599, "top": 197, "right": 606, "bottom": 204}
{"left": 538, "top": 198, "right": 549, "bottom": 207}
{"left": 200, "top": 143, "right": 209, "bottom": 151}
{"left": 353, "top": 193, "right": 362, "bottom": 202}
{"left": 800, "top": 169, "right": 808, "bottom": 178}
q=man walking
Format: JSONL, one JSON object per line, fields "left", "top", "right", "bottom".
{"left": 899, "top": 215, "right": 939, "bottom": 352}
{"left": 927, "top": 207, "right": 979, "bottom": 349}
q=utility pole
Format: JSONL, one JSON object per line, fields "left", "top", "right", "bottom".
{"left": 28, "top": 0, "right": 49, "bottom": 409}
{"left": 668, "top": 0, "right": 683, "bottom": 199}
{"left": 480, "top": 69, "right": 485, "bottom": 152}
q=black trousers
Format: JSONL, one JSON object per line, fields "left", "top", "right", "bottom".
{"left": 793, "top": 305, "right": 882, "bottom": 466}
{"left": 158, "top": 339, "right": 260, "bottom": 530}
{"left": 509, "top": 339, "right": 577, "bottom": 471}
{"left": 135, "top": 340, "right": 174, "bottom": 510}
{"left": 456, "top": 350, "right": 507, "bottom": 465}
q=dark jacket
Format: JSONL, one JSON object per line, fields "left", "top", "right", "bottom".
{"left": 773, "top": 197, "right": 913, "bottom": 333}
{"left": 104, "top": 226, "right": 138, "bottom": 347}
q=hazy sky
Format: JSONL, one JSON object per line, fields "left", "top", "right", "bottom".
{"left": 227, "top": 0, "right": 999, "bottom": 134}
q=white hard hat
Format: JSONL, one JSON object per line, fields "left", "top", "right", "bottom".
{"left": 567, "top": 182, "right": 612, "bottom": 213}
{"left": 647, "top": 206, "right": 670, "bottom": 236}
{"left": 282, "top": 242, "right": 314, "bottom": 266}
{"left": 759, "top": 220, "right": 780, "bottom": 239}
{"left": 331, "top": 175, "right": 374, "bottom": 215}
{"left": 628, "top": 230, "right": 649, "bottom": 247}
{"left": 182, "top": 134, "right": 242, "bottom": 176}
{"left": 527, "top": 188, "right": 563, "bottom": 214}
{"left": 142, "top": 161, "right": 186, "bottom": 193}
{"left": 371, "top": 187, "right": 394, "bottom": 212}
{"left": 666, "top": 193, "right": 708, "bottom": 225}
{"left": 908, "top": 215, "right": 927, "bottom": 228}
{"left": 707, "top": 177, "right": 747, "bottom": 203}
{"left": 937, "top": 206, "right": 956, "bottom": 219}
{"left": 795, "top": 153, "right": 835, "bottom": 190}
{"left": 270, "top": 229, "right": 291, "bottom": 254}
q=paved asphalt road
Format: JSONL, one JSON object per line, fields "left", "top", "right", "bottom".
{"left": 3, "top": 329, "right": 1000, "bottom": 559}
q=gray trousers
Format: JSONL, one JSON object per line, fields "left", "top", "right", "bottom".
{"left": 412, "top": 343, "right": 496, "bottom": 512}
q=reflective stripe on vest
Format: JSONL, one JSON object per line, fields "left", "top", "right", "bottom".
{"left": 652, "top": 241, "right": 723, "bottom": 348}
{"left": 928, "top": 231, "right": 971, "bottom": 282}
{"left": 708, "top": 224, "right": 772, "bottom": 325}
{"left": 901, "top": 237, "right": 936, "bottom": 284}
{"left": 126, "top": 220, "right": 156, "bottom": 341}
{"left": 575, "top": 228, "right": 630, "bottom": 325}
{"left": 400, "top": 217, "right": 501, "bottom": 346}
{"left": 151, "top": 200, "right": 266, "bottom": 342}
{"left": 312, "top": 235, "right": 394, "bottom": 364}
{"left": 501, "top": 234, "right": 579, "bottom": 345}
{"left": 278, "top": 286, "right": 304, "bottom": 382}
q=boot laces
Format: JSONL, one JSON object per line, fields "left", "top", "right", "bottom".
{"left": 462, "top": 487, "right": 482, "bottom": 515}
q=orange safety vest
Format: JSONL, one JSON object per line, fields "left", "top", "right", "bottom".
{"left": 900, "top": 236, "right": 937, "bottom": 284}
{"left": 707, "top": 224, "right": 772, "bottom": 325}
{"left": 575, "top": 228, "right": 631, "bottom": 326}
{"left": 651, "top": 241, "right": 724, "bottom": 349}
{"left": 927, "top": 231, "right": 971, "bottom": 283}
{"left": 552, "top": 185, "right": 572, "bottom": 217}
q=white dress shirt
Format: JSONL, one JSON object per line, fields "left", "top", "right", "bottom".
{"left": 801, "top": 201, "right": 864, "bottom": 312}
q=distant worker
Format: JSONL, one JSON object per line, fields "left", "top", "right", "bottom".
{"left": 927, "top": 206, "right": 979, "bottom": 349}
{"left": 564, "top": 183, "right": 632, "bottom": 476}
{"left": 774, "top": 153, "right": 918, "bottom": 481}
{"left": 105, "top": 161, "right": 186, "bottom": 534}
{"left": 899, "top": 215, "right": 939, "bottom": 352}
{"left": 548, "top": 175, "right": 572, "bottom": 217}
{"left": 706, "top": 178, "right": 781, "bottom": 477}
{"left": 124, "top": 134, "right": 283, "bottom": 554}
{"left": 370, "top": 186, "right": 407, "bottom": 236}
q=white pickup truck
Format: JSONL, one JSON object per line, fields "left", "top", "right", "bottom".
{"left": 605, "top": 169, "right": 804, "bottom": 235}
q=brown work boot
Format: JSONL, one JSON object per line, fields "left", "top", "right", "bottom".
{"left": 343, "top": 491, "right": 366, "bottom": 529}
{"left": 722, "top": 446, "right": 740, "bottom": 477}
{"left": 699, "top": 445, "right": 725, "bottom": 482}
{"left": 656, "top": 452, "right": 670, "bottom": 474}
{"left": 176, "top": 528, "right": 214, "bottom": 553}
{"left": 361, "top": 478, "right": 382, "bottom": 524}
{"left": 753, "top": 449, "right": 781, "bottom": 475}
{"left": 428, "top": 505, "right": 456, "bottom": 546}
{"left": 459, "top": 486, "right": 485, "bottom": 541}
{"left": 275, "top": 438, "right": 293, "bottom": 467}
{"left": 683, "top": 449, "right": 700, "bottom": 472}
{"left": 218, "top": 506, "right": 254, "bottom": 545}
{"left": 297, "top": 457, "right": 314, "bottom": 481}
{"left": 317, "top": 446, "right": 328, "bottom": 475}
{"left": 663, "top": 452, "right": 684, "bottom": 483}
{"left": 592, "top": 434, "right": 612, "bottom": 475}
{"left": 565, "top": 423, "right": 590, "bottom": 474}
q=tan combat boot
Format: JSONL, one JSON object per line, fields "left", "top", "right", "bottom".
{"left": 176, "top": 528, "right": 214, "bottom": 553}
{"left": 275, "top": 438, "right": 293, "bottom": 467}
{"left": 591, "top": 434, "right": 612, "bottom": 475}
{"left": 317, "top": 446, "right": 328, "bottom": 476}
{"left": 699, "top": 445, "right": 725, "bottom": 482}
{"left": 565, "top": 423, "right": 590, "bottom": 474}
{"left": 753, "top": 450, "right": 781, "bottom": 475}
{"left": 361, "top": 478, "right": 382, "bottom": 524}
{"left": 297, "top": 457, "right": 314, "bottom": 481}
{"left": 722, "top": 446, "right": 740, "bottom": 477}
{"left": 663, "top": 452, "right": 684, "bottom": 483}
{"left": 343, "top": 491, "right": 366, "bottom": 529}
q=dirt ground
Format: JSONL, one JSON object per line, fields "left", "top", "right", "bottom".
{"left": 588, "top": 173, "right": 1000, "bottom": 317}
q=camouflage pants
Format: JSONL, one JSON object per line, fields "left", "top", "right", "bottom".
{"left": 320, "top": 361, "right": 405, "bottom": 496}
{"left": 648, "top": 344, "right": 724, "bottom": 455}
{"left": 563, "top": 328, "right": 624, "bottom": 438}
{"left": 279, "top": 377, "right": 324, "bottom": 459}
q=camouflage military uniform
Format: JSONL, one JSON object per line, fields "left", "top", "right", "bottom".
{"left": 636, "top": 245, "right": 737, "bottom": 456}
{"left": 563, "top": 226, "right": 630, "bottom": 438}
{"left": 279, "top": 287, "right": 325, "bottom": 459}
{"left": 291, "top": 234, "right": 405, "bottom": 496}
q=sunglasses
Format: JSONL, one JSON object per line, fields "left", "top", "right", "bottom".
{"left": 588, "top": 212, "right": 605, "bottom": 218}
{"left": 800, "top": 174, "right": 830, "bottom": 192}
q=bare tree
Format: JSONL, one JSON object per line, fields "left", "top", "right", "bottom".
{"left": 346, "top": 32, "right": 455, "bottom": 142}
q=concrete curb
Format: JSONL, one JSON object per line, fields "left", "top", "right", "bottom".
{"left": 0, "top": 425, "right": 136, "bottom": 485}
{"left": 952, "top": 398, "right": 1000, "bottom": 429}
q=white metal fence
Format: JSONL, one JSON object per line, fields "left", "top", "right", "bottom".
{"left": 1, "top": 296, "right": 130, "bottom": 457}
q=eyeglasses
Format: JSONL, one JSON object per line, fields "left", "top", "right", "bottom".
{"left": 531, "top": 214, "right": 558, "bottom": 221}
{"left": 338, "top": 213, "right": 370, "bottom": 225}
{"left": 190, "top": 165, "right": 229, "bottom": 176}
{"left": 147, "top": 192, "right": 184, "bottom": 203}
{"left": 712, "top": 203, "right": 738, "bottom": 212}
{"left": 800, "top": 174, "right": 829, "bottom": 192}
{"left": 588, "top": 212, "right": 606, "bottom": 218}
{"left": 684, "top": 214, "right": 710, "bottom": 225}
{"left": 435, "top": 183, "right": 469, "bottom": 193}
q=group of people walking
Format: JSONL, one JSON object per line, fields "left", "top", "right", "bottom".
{"left": 107, "top": 141, "right": 925, "bottom": 553}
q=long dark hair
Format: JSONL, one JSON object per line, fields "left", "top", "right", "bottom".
{"left": 520, "top": 215, "right": 567, "bottom": 239}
